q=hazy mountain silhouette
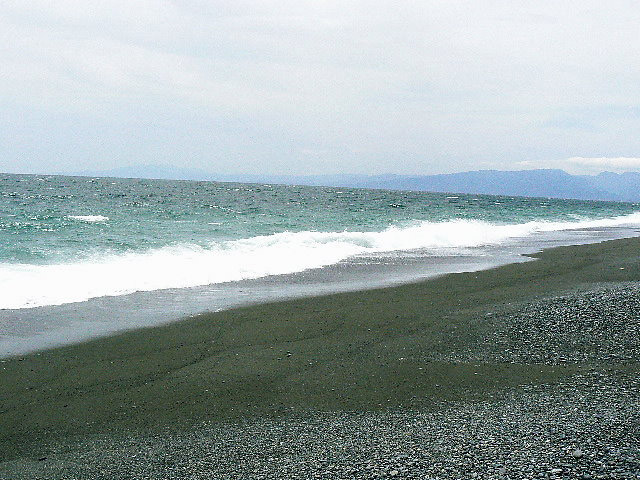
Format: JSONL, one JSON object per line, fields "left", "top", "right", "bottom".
{"left": 70, "top": 165, "right": 640, "bottom": 202}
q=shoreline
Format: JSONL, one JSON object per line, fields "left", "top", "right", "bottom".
{"left": 0, "top": 249, "right": 521, "bottom": 358}
{"left": 1, "top": 237, "right": 639, "bottom": 477}
{"left": 4, "top": 224, "right": 640, "bottom": 358}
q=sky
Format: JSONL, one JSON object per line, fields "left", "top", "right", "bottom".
{"left": 1, "top": 1, "right": 640, "bottom": 176}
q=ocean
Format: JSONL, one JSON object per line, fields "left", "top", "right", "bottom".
{"left": 1, "top": 173, "right": 640, "bottom": 356}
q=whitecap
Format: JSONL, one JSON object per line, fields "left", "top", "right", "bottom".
{"left": 68, "top": 215, "right": 109, "bottom": 222}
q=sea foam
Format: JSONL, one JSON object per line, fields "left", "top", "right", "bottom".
{"left": 2, "top": 212, "right": 640, "bottom": 310}
{"left": 68, "top": 215, "right": 109, "bottom": 222}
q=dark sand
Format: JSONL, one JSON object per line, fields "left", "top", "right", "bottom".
{"left": 1, "top": 237, "right": 639, "bottom": 478}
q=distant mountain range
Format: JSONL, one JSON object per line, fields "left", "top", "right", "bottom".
{"left": 69, "top": 165, "right": 640, "bottom": 203}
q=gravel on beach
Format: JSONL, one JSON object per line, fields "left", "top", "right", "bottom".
{"left": 1, "top": 370, "right": 637, "bottom": 479}
{"left": 1, "top": 283, "right": 638, "bottom": 479}
{"left": 438, "top": 283, "right": 640, "bottom": 366}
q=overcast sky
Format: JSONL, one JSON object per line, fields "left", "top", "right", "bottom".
{"left": 2, "top": 1, "right": 640, "bottom": 176}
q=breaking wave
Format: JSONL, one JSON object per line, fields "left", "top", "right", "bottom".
{"left": 2, "top": 212, "right": 640, "bottom": 309}
{"left": 68, "top": 215, "right": 109, "bottom": 222}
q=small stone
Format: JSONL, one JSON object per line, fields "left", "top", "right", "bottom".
{"left": 572, "top": 449, "right": 584, "bottom": 458}
{"left": 390, "top": 470, "right": 399, "bottom": 476}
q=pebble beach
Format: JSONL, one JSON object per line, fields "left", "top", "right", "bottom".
{"left": 1, "top": 238, "right": 639, "bottom": 479}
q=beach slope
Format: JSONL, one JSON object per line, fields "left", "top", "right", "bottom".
{"left": 1, "top": 237, "right": 639, "bottom": 478}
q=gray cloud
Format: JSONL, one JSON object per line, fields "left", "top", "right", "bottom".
{"left": 2, "top": 1, "right": 640, "bottom": 175}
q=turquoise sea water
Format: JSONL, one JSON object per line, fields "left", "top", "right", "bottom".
{"left": 2, "top": 172, "right": 640, "bottom": 312}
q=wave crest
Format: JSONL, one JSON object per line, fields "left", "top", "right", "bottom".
{"left": 2, "top": 212, "right": 640, "bottom": 310}
{"left": 68, "top": 215, "right": 109, "bottom": 222}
